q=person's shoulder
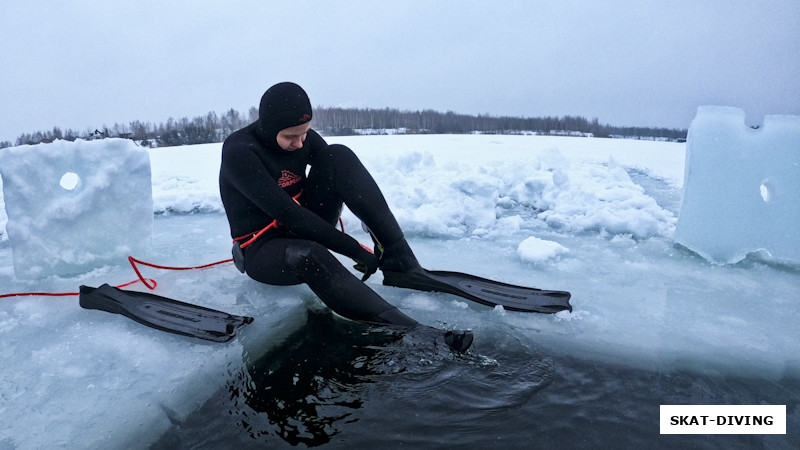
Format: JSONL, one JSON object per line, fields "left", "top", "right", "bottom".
{"left": 223, "top": 122, "right": 259, "bottom": 150}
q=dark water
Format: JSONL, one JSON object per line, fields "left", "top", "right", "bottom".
{"left": 153, "top": 311, "right": 799, "bottom": 449}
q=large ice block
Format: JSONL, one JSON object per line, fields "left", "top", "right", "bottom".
{"left": 0, "top": 139, "right": 152, "bottom": 278}
{"left": 674, "top": 106, "right": 800, "bottom": 264}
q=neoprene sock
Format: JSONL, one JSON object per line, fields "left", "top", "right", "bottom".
{"left": 379, "top": 238, "right": 421, "bottom": 273}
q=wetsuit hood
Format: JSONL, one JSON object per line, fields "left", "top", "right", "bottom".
{"left": 255, "top": 82, "right": 313, "bottom": 150}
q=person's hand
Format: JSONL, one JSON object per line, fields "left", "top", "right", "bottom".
{"left": 353, "top": 246, "right": 380, "bottom": 281}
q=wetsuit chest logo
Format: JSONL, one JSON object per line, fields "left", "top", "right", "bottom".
{"left": 278, "top": 170, "right": 302, "bottom": 188}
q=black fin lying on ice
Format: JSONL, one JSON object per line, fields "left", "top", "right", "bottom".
{"left": 79, "top": 284, "right": 253, "bottom": 342}
{"left": 382, "top": 266, "right": 572, "bottom": 314}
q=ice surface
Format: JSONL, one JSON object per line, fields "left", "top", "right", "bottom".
{"left": 1, "top": 134, "right": 797, "bottom": 449}
{"left": 147, "top": 143, "right": 224, "bottom": 214}
{"left": 0, "top": 139, "right": 153, "bottom": 278}
{"left": 674, "top": 106, "right": 800, "bottom": 264}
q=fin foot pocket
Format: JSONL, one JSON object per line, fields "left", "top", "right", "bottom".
{"left": 444, "top": 329, "right": 474, "bottom": 353}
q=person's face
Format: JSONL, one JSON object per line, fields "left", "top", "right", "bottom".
{"left": 276, "top": 122, "right": 311, "bottom": 151}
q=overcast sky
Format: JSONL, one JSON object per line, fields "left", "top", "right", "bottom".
{"left": 2, "top": 0, "right": 798, "bottom": 143}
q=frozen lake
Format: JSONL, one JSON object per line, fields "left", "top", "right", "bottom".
{"left": 1, "top": 134, "right": 797, "bottom": 448}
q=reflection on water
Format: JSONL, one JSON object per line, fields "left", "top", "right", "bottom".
{"left": 152, "top": 308, "right": 799, "bottom": 449}
{"left": 228, "top": 311, "right": 554, "bottom": 447}
{"left": 153, "top": 310, "right": 555, "bottom": 448}
{"left": 230, "top": 312, "right": 402, "bottom": 446}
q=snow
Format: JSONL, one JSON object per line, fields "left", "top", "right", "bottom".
{"left": 148, "top": 143, "right": 224, "bottom": 214}
{"left": 1, "top": 128, "right": 798, "bottom": 448}
{"left": 674, "top": 106, "right": 800, "bottom": 264}
{"left": 517, "top": 236, "right": 569, "bottom": 263}
{"left": 333, "top": 135, "right": 681, "bottom": 239}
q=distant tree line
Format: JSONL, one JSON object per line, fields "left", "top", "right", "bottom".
{"left": 313, "top": 107, "right": 686, "bottom": 140}
{"left": 2, "top": 106, "right": 686, "bottom": 149}
{"left": 4, "top": 108, "right": 258, "bottom": 149}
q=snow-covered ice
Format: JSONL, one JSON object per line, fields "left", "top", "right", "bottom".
{"left": 1, "top": 124, "right": 798, "bottom": 448}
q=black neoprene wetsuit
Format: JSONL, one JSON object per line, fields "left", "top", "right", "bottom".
{"left": 219, "top": 123, "right": 417, "bottom": 326}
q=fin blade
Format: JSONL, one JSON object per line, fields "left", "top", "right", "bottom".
{"left": 79, "top": 284, "right": 253, "bottom": 342}
{"left": 382, "top": 267, "right": 572, "bottom": 314}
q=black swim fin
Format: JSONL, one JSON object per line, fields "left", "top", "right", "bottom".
{"left": 382, "top": 266, "right": 572, "bottom": 314}
{"left": 79, "top": 284, "right": 254, "bottom": 342}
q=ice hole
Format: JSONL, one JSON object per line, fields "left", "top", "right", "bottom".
{"left": 60, "top": 172, "right": 80, "bottom": 191}
{"left": 760, "top": 182, "right": 771, "bottom": 203}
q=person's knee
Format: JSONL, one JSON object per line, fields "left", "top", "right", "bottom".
{"left": 316, "top": 144, "right": 358, "bottom": 168}
{"left": 284, "top": 239, "right": 333, "bottom": 270}
{"left": 326, "top": 143, "right": 355, "bottom": 156}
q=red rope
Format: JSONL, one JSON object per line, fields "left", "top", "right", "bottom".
{"left": 0, "top": 290, "right": 80, "bottom": 299}
{"left": 0, "top": 256, "right": 231, "bottom": 299}
{"left": 0, "top": 277, "right": 156, "bottom": 299}
{"left": 1, "top": 196, "right": 357, "bottom": 300}
{"left": 126, "top": 256, "right": 232, "bottom": 290}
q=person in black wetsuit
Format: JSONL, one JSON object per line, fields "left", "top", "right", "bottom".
{"left": 219, "top": 82, "right": 431, "bottom": 329}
